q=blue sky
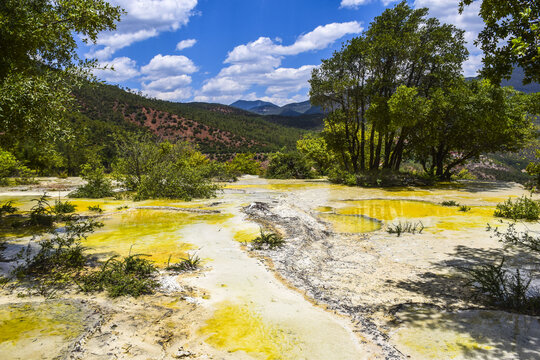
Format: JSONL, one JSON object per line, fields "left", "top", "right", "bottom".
{"left": 82, "top": 0, "right": 484, "bottom": 105}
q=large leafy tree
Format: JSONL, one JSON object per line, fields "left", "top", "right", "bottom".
{"left": 460, "top": 0, "right": 540, "bottom": 84}
{"left": 0, "top": 0, "right": 123, "bottom": 151}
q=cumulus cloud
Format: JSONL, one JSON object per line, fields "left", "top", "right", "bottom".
{"left": 141, "top": 54, "right": 198, "bottom": 80}
{"left": 94, "top": 57, "right": 139, "bottom": 82}
{"left": 142, "top": 87, "right": 193, "bottom": 101}
{"left": 87, "top": 0, "right": 198, "bottom": 59}
{"left": 196, "top": 22, "right": 362, "bottom": 103}
{"left": 340, "top": 0, "right": 398, "bottom": 8}
{"left": 142, "top": 75, "right": 192, "bottom": 91}
{"left": 176, "top": 39, "right": 197, "bottom": 51}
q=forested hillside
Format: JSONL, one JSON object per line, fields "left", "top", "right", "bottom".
{"left": 75, "top": 83, "right": 307, "bottom": 154}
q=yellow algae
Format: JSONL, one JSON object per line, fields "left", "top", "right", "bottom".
{"left": 224, "top": 183, "right": 328, "bottom": 191}
{"left": 84, "top": 209, "right": 231, "bottom": 266}
{"left": 233, "top": 228, "right": 261, "bottom": 243}
{"left": 0, "top": 302, "right": 89, "bottom": 360}
{"left": 199, "top": 302, "right": 297, "bottom": 359}
{"left": 319, "top": 213, "right": 381, "bottom": 233}
{"left": 316, "top": 206, "right": 334, "bottom": 213}
{"left": 336, "top": 199, "right": 460, "bottom": 220}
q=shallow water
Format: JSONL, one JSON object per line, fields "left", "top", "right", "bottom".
{"left": 0, "top": 301, "right": 93, "bottom": 359}
{"left": 0, "top": 177, "right": 538, "bottom": 359}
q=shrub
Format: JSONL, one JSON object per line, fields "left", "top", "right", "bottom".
{"left": 458, "top": 205, "right": 471, "bottom": 212}
{"left": 52, "top": 199, "right": 77, "bottom": 214}
{"left": 494, "top": 195, "right": 540, "bottom": 220}
{"left": 386, "top": 221, "right": 424, "bottom": 237}
{"left": 69, "top": 160, "right": 114, "bottom": 198}
{"left": 87, "top": 205, "right": 103, "bottom": 213}
{"left": 166, "top": 253, "right": 201, "bottom": 272}
{"left": 441, "top": 200, "right": 459, "bottom": 207}
{"left": 13, "top": 219, "right": 103, "bottom": 297}
{"left": 27, "top": 194, "right": 55, "bottom": 227}
{"left": 265, "top": 151, "right": 314, "bottom": 179}
{"left": 80, "top": 253, "right": 158, "bottom": 298}
{"left": 251, "top": 229, "right": 285, "bottom": 250}
{"left": 226, "top": 153, "right": 261, "bottom": 176}
{"left": 0, "top": 201, "right": 18, "bottom": 217}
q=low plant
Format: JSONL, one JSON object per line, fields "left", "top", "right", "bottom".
{"left": 69, "top": 161, "right": 114, "bottom": 199}
{"left": 0, "top": 201, "right": 18, "bottom": 217}
{"left": 52, "top": 199, "right": 77, "bottom": 214}
{"left": 458, "top": 205, "right": 471, "bottom": 212}
{"left": 27, "top": 194, "right": 54, "bottom": 227}
{"left": 494, "top": 196, "right": 540, "bottom": 220}
{"left": 251, "top": 229, "right": 285, "bottom": 250}
{"left": 88, "top": 205, "right": 103, "bottom": 213}
{"left": 441, "top": 200, "right": 459, "bottom": 207}
{"left": 13, "top": 219, "right": 103, "bottom": 297}
{"left": 166, "top": 253, "right": 201, "bottom": 272}
{"left": 386, "top": 221, "right": 424, "bottom": 237}
{"left": 79, "top": 253, "right": 158, "bottom": 298}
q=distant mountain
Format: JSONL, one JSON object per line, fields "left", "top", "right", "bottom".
{"left": 466, "top": 67, "right": 540, "bottom": 94}
{"left": 229, "top": 100, "right": 278, "bottom": 112}
{"left": 230, "top": 99, "right": 325, "bottom": 117}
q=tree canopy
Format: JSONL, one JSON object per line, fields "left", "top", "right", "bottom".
{"left": 460, "top": 0, "right": 540, "bottom": 84}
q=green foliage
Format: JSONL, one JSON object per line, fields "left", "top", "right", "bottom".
{"left": 114, "top": 138, "right": 220, "bottom": 201}
{"left": 441, "top": 200, "right": 460, "bottom": 207}
{"left": 0, "top": 148, "right": 35, "bottom": 185}
{"left": 69, "top": 160, "right": 114, "bottom": 198}
{"left": 386, "top": 221, "right": 424, "bottom": 237}
{"left": 459, "top": 0, "right": 540, "bottom": 84}
{"left": 0, "top": 201, "right": 17, "bottom": 217}
{"left": 14, "top": 219, "right": 103, "bottom": 297}
{"left": 265, "top": 151, "right": 314, "bottom": 179}
{"left": 0, "top": 0, "right": 122, "bottom": 153}
{"left": 52, "top": 199, "right": 77, "bottom": 215}
{"left": 458, "top": 205, "right": 471, "bottom": 212}
{"left": 494, "top": 195, "right": 540, "bottom": 220}
{"left": 166, "top": 253, "right": 201, "bottom": 272}
{"left": 296, "top": 134, "right": 334, "bottom": 175}
{"left": 526, "top": 149, "right": 540, "bottom": 187}
{"left": 28, "top": 194, "right": 54, "bottom": 227}
{"left": 251, "top": 229, "right": 285, "bottom": 250}
{"left": 87, "top": 205, "right": 103, "bottom": 213}
{"left": 80, "top": 253, "right": 159, "bottom": 298}
{"left": 226, "top": 153, "right": 261, "bottom": 176}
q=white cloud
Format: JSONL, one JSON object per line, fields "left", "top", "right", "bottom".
{"left": 340, "top": 0, "right": 398, "bottom": 8}
{"left": 413, "top": 0, "right": 484, "bottom": 76}
{"left": 142, "top": 75, "right": 192, "bottom": 91}
{"left": 143, "top": 87, "right": 193, "bottom": 101}
{"left": 176, "top": 39, "right": 197, "bottom": 51}
{"left": 141, "top": 54, "right": 198, "bottom": 79}
{"left": 87, "top": 0, "right": 198, "bottom": 59}
{"left": 197, "top": 22, "right": 362, "bottom": 104}
{"left": 94, "top": 57, "right": 139, "bottom": 82}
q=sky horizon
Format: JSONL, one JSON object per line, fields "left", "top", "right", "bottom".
{"left": 81, "top": 0, "right": 484, "bottom": 106}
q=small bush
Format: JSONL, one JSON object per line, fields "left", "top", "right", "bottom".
{"left": 80, "top": 253, "right": 158, "bottom": 298}
{"left": 251, "top": 229, "right": 285, "bottom": 250}
{"left": 27, "top": 194, "right": 54, "bottom": 227}
{"left": 70, "top": 161, "right": 114, "bottom": 199}
{"left": 386, "top": 221, "right": 424, "bottom": 237}
{"left": 0, "top": 201, "right": 18, "bottom": 217}
{"left": 458, "top": 205, "right": 471, "bottom": 212}
{"left": 494, "top": 196, "right": 540, "bottom": 220}
{"left": 166, "top": 253, "right": 201, "bottom": 272}
{"left": 52, "top": 199, "right": 77, "bottom": 214}
{"left": 14, "top": 219, "right": 103, "bottom": 297}
{"left": 465, "top": 258, "right": 539, "bottom": 314}
{"left": 87, "top": 205, "right": 103, "bottom": 213}
{"left": 441, "top": 200, "right": 459, "bottom": 207}
{"left": 265, "top": 151, "right": 315, "bottom": 179}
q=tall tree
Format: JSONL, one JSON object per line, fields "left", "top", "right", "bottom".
{"left": 0, "top": 0, "right": 123, "bottom": 150}
{"left": 460, "top": 0, "right": 540, "bottom": 84}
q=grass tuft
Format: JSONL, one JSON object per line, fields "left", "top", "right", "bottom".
{"left": 386, "top": 221, "right": 424, "bottom": 237}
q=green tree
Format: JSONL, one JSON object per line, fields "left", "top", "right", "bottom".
{"left": 526, "top": 149, "right": 540, "bottom": 187}
{"left": 296, "top": 134, "right": 334, "bottom": 175}
{"left": 0, "top": 0, "right": 122, "bottom": 150}
{"left": 459, "top": 0, "right": 540, "bottom": 84}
